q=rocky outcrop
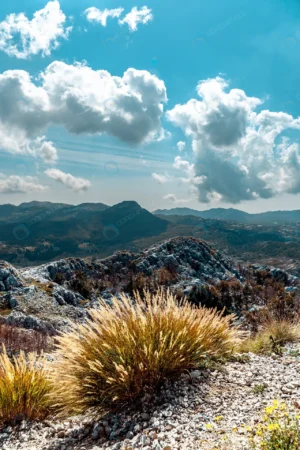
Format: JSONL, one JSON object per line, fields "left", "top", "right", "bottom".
{"left": 20, "top": 237, "right": 242, "bottom": 287}
{"left": 0, "top": 237, "right": 298, "bottom": 333}
{"left": 3, "top": 311, "right": 56, "bottom": 335}
{"left": 0, "top": 261, "right": 23, "bottom": 291}
{"left": 250, "top": 263, "right": 299, "bottom": 286}
{"left": 133, "top": 237, "right": 243, "bottom": 282}
{"left": 52, "top": 285, "right": 84, "bottom": 306}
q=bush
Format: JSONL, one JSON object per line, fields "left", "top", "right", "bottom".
{"left": 50, "top": 290, "right": 240, "bottom": 415}
{"left": 239, "top": 320, "right": 300, "bottom": 355}
{"left": 248, "top": 400, "right": 300, "bottom": 449}
{"left": 0, "top": 347, "right": 52, "bottom": 425}
{"left": 68, "top": 270, "right": 94, "bottom": 299}
{"left": 0, "top": 324, "right": 52, "bottom": 355}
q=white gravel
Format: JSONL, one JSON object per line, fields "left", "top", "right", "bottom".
{"left": 2, "top": 345, "right": 300, "bottom": 450}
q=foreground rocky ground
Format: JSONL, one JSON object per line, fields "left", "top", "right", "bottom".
{"left": 1, "top": 237, "right": 300, "bottom": 449}
{"left": 1, "top": 344, "right": 300, "bottom": 450}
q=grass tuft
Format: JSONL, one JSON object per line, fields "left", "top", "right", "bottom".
{"left": 50, "top": 289, "right": 240, "bottom": 416}
{"left": 0, "top": 346, "right": 52, "bottom": 425}
{"left": 239, "top": 320, "right": 300, "bottom": 355}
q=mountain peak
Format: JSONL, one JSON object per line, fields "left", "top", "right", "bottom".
{"left": 111, "top": 201, "right": 142, "bottom": 210}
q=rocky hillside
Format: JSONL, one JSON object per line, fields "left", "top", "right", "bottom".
{"left": 0, "top": 237, "right": 298, "bottom": 334}
{"left": 1, "top": 201, "right": 300, "bottom": 275}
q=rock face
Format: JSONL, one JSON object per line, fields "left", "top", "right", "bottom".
{"left": 133, "top": 237, "right": 243, "bottom": 282}
{"left": 21, "top": 237, "right": 243, "bottom": 293}
{"left": 250, "top": 263, "right": 299, "bottom": 286}
{"left": 0, "top": 237, "right": 298, "bottom": 333}
{"left": 0, "top": 261, "right": 23, "bottom": 291}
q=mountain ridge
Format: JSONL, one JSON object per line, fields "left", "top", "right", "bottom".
{"left": 0, "top": 201, "right": 300, "bottom": 272}
{"left": 154, "top": 207, "right": 300, "bottom": 224}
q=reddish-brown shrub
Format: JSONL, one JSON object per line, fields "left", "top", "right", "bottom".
{"left": 0, "top": 325, "right": 52, "bottom": 355}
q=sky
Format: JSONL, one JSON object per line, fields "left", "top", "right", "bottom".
{"left": 1, "top": 0, "right": 300, "bottom": 212}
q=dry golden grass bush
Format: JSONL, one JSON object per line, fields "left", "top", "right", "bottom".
{"left": 239, "top": 320, "right": 300, "bottom": 355}
{"left": 0, "top": 346, "right": 52, "bottom": 425}
{"left": 50, "top": 290, "right": 240, "bottom": 416}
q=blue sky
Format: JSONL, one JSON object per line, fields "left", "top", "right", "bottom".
{"left": 1, "top": 0, "right": 300, "bottom": 212}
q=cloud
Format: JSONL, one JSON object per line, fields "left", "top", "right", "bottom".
{"left": 176, "top": 141, "right": 186, "bottom": 152}
{"left": 84, "top": 5, "right": 152, "bottom": 32}
{"left": 0, "top": 1, "right": 71, "bottom": 59}
{"left": 119, "top": 6, "right": 153, "bottom": 32}
{"left": 167, "top": 76, "right": 300, "bottom": 203}
{"left": 0, "top": 174, "right": 47, "bottom": 194}
{"left": 45, "top": 168, "right": 91, "bottom": 192}
{"left": 84, "top": 7, "right": 124, "bottom": 26}
{"left": 0, "top": 61, "right": 167, "bottom": 161}
{"left": 38, "top": 140, "right": 58, "bottom": 163}
{"left": 173, "top": 156, "right": 194, "bottom": 174}
{"left": 163, "top": 193, "right": 191, "bottom": 204}
{"left": 152, "top": 172, "right": 172, "bottom": 184}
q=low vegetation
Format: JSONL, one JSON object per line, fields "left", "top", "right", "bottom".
{"left": 50, "top": 290, "right": 240, "bottom": 416}
{"left": 0, "top": 347, "right": 52, "bottom": 425}
{"left": 253, "top": 383, "right": 268, "bottom": 395}
{"left": 239, "top": 320, "right": 300, "bottom": 355}
{"left": 248, "top": 400, "right": 300, "bottom": 449}
{"left": 1, "top": 282, "right": 300, "bottom": 433}
{"left": 0, "top": 324, "right": 52, "bottom": 355}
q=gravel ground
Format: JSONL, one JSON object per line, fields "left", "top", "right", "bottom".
{"left": 2, "top": 345, "right": 300, "bottom": 450}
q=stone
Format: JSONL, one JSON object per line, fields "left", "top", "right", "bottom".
{"left": 190, "top": 370, "right": 201, "bottom": 379}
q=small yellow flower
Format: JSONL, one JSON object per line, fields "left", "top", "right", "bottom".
{"left": 267, "top": 423, "right": 280, "bottom": 431}
{"left": 265, "top": 406, "right": 274, "bottom": 415}
{"left": 214, "top": 415, "right": 224, "bottom": 423}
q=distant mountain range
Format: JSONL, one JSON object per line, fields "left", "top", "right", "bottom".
{"left": 0, "top": 200, "right": 168, "bottom": 244}
{"left": 0, "top": 201, "right": 169, "bottom": 265}
{"left": 153, "top": 207, "right": 300, "bottom": 224}
{"left": 0, "top": 201, "right": 300, "bottom": 273}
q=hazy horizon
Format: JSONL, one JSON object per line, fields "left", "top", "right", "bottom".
{"left": 2, "top": 197, "right": 300, "bottom": 215}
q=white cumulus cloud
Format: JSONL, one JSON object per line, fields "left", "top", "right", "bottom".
{"left": 0, "top": 1, "right": 72, "bottom": 59}
{"left": 45, "top": 168, "right": 91, "bottom": 192}
{"left": 167, "top": 76, "right": 300, "bottom": 204}
{"left": 152, "top": 172, "right": 172, "bottom": 184}
{"left": 0, "top": 174, "right": 47, "bottom": 194}
{"left": 176, "top": 141, "right": 186, "bottom": 152}
{"left": 118, "top": 6, "right": 153, "bottom": 32}
{"left": 84, "top": 7, "right": 124, "bottom": 26}
{"left": 163, "top": 193, "right": 191, "bottom": 204}
{"left": 38, "top": 140, "right": 58, "bottom": 163}
{"left": 0, "top": 61, "right": 167, "bottom": 162}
